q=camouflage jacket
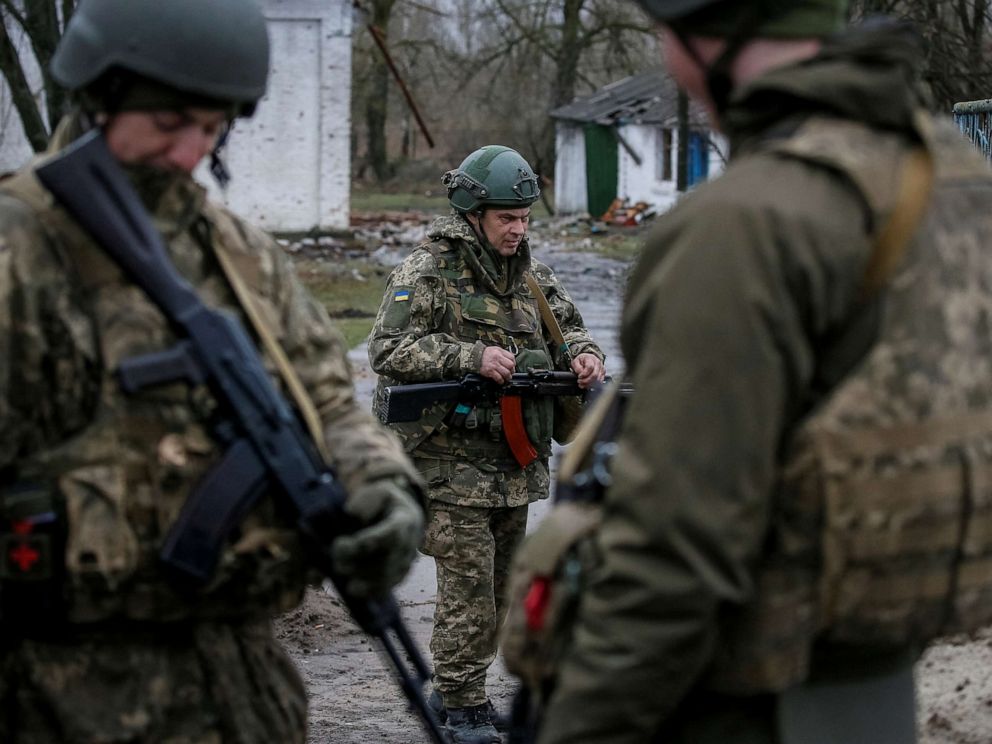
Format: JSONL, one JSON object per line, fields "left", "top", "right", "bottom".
{"left": 368, "top": 214, "right": 602, "bottom": 481}
{"left": 538, "top": 23, "right": 992, "bottom": 744}
{"left": 0, "top": 140, "right": 419, "bottom": 626}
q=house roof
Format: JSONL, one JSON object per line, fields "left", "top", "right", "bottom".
{"left": 550, "top": 68, "right": 710, "bottom": 129}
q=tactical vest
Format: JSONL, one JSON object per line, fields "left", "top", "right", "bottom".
{"left": 380, "top": 238, "right": 555, "bottom": 466}
{"left": 705, "top": 115, "right": 992, "bottom": 693}
{"left": 0, "top": 166, "right": 308, "bottom": 628}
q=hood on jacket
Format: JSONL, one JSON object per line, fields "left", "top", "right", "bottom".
{"left": 427, "top": 212, "right": 532, "bottom": 297}
{"left": 724, "top": 19, "right": 927, "bottom": 153}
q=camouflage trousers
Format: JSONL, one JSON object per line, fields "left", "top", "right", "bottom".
{"left": 421, "top": 496, "right": 529, "bottom": 708}
{"left": 0, "top": 618, "right": 307, "bottom": 744}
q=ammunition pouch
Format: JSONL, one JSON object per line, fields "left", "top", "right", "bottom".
{"left": 515, "top": 348, "right": 555, "bottom": 455}
{"left": 501, "top": 501, "right": 602, "bottom": 694}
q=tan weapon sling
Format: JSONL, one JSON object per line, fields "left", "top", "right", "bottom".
{"left": 208, "top": 216, "right": 333, "bottom": 465}
{"left": 525, "top": 274, "right": 584, "bottom": 443}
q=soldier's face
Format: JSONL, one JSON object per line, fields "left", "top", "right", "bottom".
{"left": 104, "top": 108, "right": 229, "bottom": 174}
{"left": 471, "top": 207, "right": 531, "bottom": 256}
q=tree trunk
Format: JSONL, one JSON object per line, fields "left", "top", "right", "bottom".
{"left": 24, "top": 0, "right": 67, "bottom": 125}
{"left": 0, "top": 13, "right": 48, "bottom": 151}
{"left": 542, "top": 0, "right": 584, "bottom": 181}
{"left": 364, "top": 0, "right": 397, "bottom": 184}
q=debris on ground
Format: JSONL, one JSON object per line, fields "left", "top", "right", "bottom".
{"left": 600, "top": 197, "right": 655, "bottom": 226}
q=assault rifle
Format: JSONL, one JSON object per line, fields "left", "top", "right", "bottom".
{"left": 36, "top": 131, "right": 448, "bottom": 744}
{"left": 379, "top": 371, "right": 632, "bottom": 467}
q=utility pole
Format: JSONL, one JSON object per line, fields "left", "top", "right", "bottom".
{"left": 676, "top": 90, "right": 689, "bottom": 192}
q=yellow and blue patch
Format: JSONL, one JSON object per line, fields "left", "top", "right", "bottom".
{"left": 393, "top": 289, "right": 411, "bottom": 302}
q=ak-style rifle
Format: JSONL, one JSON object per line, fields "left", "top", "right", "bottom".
{"left": 379, "top": 371, "right": 632, "bottom": 467}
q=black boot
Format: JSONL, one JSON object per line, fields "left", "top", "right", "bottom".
{"left": 445, "top": 704, "right": 501, "bottom": 744}
{"left": 429, "top": 690, "right": 509, "bottom": 734}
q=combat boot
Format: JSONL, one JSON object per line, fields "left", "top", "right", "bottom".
{"left": 429, "top": 690, "right": 509, "bottom": 734}
{"left": 444, "top": 704, "right": 501, "bottom": 744}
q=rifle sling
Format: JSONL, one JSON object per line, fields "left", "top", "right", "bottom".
{"left": 208, "top": 217, "right": 332, "bottom": 465}
{"left": 525, "top": 274, "right": 571, "bottom": 363}
{"left": 860, "top": 142, "right": 934, "bottom": 299}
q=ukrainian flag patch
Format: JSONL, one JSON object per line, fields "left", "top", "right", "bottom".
{"left": 393, "top": 289, "right": 411, "bottom": 302}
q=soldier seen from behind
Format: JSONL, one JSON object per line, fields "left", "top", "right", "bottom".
{"left": 0, "top": 1, "right": 425, "bottom": 741}
{"left": 530, "top": 0, "right": 992, "bottom": 742}
{"left": 368, "top": 146, "right": 606, "bottom": 744}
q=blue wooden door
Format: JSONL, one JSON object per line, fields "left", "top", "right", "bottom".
{"left": 687, "top": 132, "right": 710, "bottom": 187}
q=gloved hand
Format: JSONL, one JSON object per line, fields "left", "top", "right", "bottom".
{"left": 331, "top": 477, "right": 424, "bottom": 598}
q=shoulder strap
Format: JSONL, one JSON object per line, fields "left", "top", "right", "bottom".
{"left": 766, "top": 112, "right": 935, "bottom": 299}
{"left": 205, "top": 211, "right": 332, "bottom": 465}
{"left": 525, "top": 274, "right": 572, "bottom": 364}
{"left": 860, "top": 143, "right": 934, "bottom": 299}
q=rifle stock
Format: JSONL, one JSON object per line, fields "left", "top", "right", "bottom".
{"left": 36, "top": 130, "right": 448, "bottom": 744}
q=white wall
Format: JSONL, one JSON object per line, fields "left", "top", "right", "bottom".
{"left": 0, "top": 0, "right": 353, "bottom": 232}
{"left": 554, "top": 123, "right": 588, "bottom": 214}
{"left": 617, "top": 123, "right": 728, "bottom": 215}
{"left": 201, "top": 0, "right": 353, "bottom": 232}
{"left": 617, "top": 123, "right": 678, "bottom": 214}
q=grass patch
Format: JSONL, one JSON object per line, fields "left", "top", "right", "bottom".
{"left": 351, "top": 187, "right": 449, "bottom": 213}
{"left": 574, "top": 232, "right": 645, "bottom": 262}
{"left": 296, "top": 259, "right": 391, "bottom": 348}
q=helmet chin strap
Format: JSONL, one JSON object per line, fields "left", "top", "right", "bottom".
{"left": 209, "top": 124, "right": 233, "bottom": 188}
{"left": 466, "top": 209, "right": 488, "bottom": 244}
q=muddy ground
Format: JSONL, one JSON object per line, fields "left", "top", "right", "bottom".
{"left": 275, "top": 216, "right": 992, "bottom": 743}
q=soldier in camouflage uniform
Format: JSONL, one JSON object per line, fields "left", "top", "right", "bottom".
{"left": 536, "top": 1, "right": 992, "bottom": 743}
{"left": 369, "top": 146, "right": 605, "bottom": 744}
{"left": 0, "top": 1, "right": 424, "bottom": 742}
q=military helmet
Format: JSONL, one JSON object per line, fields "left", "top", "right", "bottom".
{"left": 633, "top": 0, "right": 726, "bottom": 21}
{"left": 51, "top": 0, "right": 270, "bottom": 116}
{"left": 632, "top": 0, "right": 848, "bottom": 38}
{"left": 443, "top": 146, "right": 541, "bottom": 214}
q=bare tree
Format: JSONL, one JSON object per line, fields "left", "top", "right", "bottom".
{"left": 457, "top": 0, "right": 656, "bottom": 180}
{"left": 0, "top": 0, "right": 74, "bottom": 152}
{"left": 354, "top": 0, "right": 402, "bottom": 183}
{"left": 850, "top": 0, "right": 991, "bottom": 110}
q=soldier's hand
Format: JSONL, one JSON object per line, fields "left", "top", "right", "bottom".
{"left": 332, "top": 477, "right": 424, "bottom": 598}
{"left": 480, "top": 345, "right": 516, "bottom": 383}
{"left": 572, "top": 352, "right": 605, "bottom": 389}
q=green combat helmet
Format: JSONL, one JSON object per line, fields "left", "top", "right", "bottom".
{"left": 443, "top": 146, "right": 541, "bottom": 214}
{"left": 631, "top": 0, "right": 848, "bottom": 38}
{"left": 51, "top": 0, "right": 270, "bottom": 117}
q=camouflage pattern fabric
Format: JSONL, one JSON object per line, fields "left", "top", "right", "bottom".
{"left": 536, "top": 22, "right": 992, "bottom": 744}
{"left": 369, "top": 213, "right": 603, "bottom": 473}
{"left": 421, "top": 487, "right": 529, "bottom": 707}
{"left": 0, "top": 619, "right": 305, "bottom": 744}
{"left": 0, "top": 122, "right": 420, "bottom": 741}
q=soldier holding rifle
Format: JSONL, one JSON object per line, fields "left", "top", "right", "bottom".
{"left": 532, "top": 0, "right": 992, "bottom": 743}
{"left": 0, "top": 1, "right": 427, "bottom": 741}
{"left": 369, "top": 146, "right": 605, "bottom": 744}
